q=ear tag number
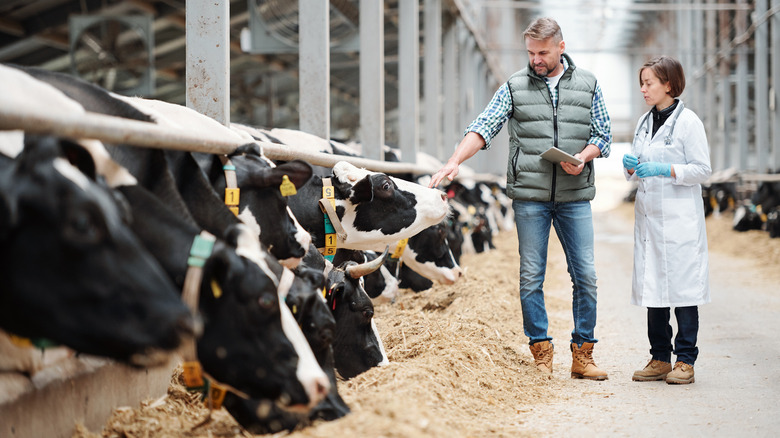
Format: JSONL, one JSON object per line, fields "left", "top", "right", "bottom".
{"left": 279, "top": 175, "right": 297, "bottom": 196}
{"left": 225, "top": 188, "right": 240, "bottom": 216}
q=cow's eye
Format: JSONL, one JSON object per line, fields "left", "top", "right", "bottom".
{"left": 258, "top": 293, "right": 277, "bottom": 310}
{"left": 381, "top": 181, "right": 392, "bottom": 191}
{"left": 63, "top": 207, "right": 105, "bottom": 246}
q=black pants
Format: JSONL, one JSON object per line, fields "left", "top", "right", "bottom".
{"left": 647, "top": 306, "right": 699, "bottom": 366}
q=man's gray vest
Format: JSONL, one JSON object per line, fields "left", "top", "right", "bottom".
{"left": 505, "top": 53, "right": 597, "bottom": 202}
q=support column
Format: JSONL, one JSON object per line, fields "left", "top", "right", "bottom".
{"left": 186, "top": 0, "right": 230, "bottom": 125}
{"left": 736, "top": 0, "right": 749, "bottom": 171}
{"left": 443, "top": 19, "right": 458, "bottom": 156}
{"left": 719, "top": 7, "right": 733, "bottom": 169}
{"left": 424, "top": 0, "right": 442, "bottom": 160}
{"left": 398, "top": 0, "right": 419, "bottom": 163}
{"left": 705, "top": 0, "right": 718, "bottom": 169}
{"left": 756, "top": 0, "right": 770, "bottom": 172}
{"left": 360, "top": 0, "right": 384, "bottom": 160}
{"left": 773, "top": 0, "right": 780, "bottom": 171}
{"left": 299, "top": 1, "right": 330, "bottom": 140}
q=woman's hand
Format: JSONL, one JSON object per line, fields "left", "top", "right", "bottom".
{"left": 623, "top": 153, "right": 639, "bottom": 170}
{"left": 635, "top": 162, "right": 672, "bottom": 178}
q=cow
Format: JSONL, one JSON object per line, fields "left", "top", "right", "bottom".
{"left": 194, "top": 145, "right": 313, "bottom": 267}
{"left": 394, "top": 223, "right": 463, "bottom": 285}
{"left": 221, "top": 268, "right": 351, "bottom": 434}
{"left": 752, "top": 181, "right": 780, "bottom": 213}
{"left": 733, "top": 204, "right": 764, "bottom": 232}
{"left": 0, "top": 135, "right": 195, "bottom": 366}
{"left": 286, "top": 161, "right": 450, "bottom": 253}
{"left": 326, "top": 249, "right": 391, "bottom": 379}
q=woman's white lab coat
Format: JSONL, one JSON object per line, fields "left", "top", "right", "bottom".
{"left": 624, "top": 100, "right": 712, "bottom": 307}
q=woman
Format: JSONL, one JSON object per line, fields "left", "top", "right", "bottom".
{"left": 622, "top": 56, "right": 712, "bottom": 385}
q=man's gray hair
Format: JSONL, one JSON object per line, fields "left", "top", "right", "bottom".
{"left": 523, "top": 17, "right": 563, "bottom": 42}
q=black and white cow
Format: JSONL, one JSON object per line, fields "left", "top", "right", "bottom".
{"left": 221, "top": 268, "right": 351, "bottom": 434}
{"left": 326, "top": 250, "right": 390, "bottom": 379}
{"left": 733, "top": 203, "right": 764, "bottom": 232}
{"left": 286, "top": 161, "right": 450, "bottom": 253}
{"left": 0, "top": 135, "right": 195, "bottom": 366}
{"left": 394, "top": 223, "right": 463, "bottom": 285}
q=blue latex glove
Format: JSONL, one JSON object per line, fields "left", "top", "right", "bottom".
{"left": 622, "top": 153, "right": 639, "bottom": 170}
{"left": 635, "top": 161, "right": 672, "bottom": 178}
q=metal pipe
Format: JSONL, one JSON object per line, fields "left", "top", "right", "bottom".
{"left": 0, "top": 108, "right": 470, "bottom": 177}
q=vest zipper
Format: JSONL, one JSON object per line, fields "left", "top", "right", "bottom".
{"left": 550, "top": 104, "right": 558, "bottom": 202}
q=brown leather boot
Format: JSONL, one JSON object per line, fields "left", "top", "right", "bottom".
{"left": 528, "top": 341, "right": 553, "bottom": 375}
{"left": 570, "top": 342, "right": 608, "bottom": 380}
{"left": 632, "top": 359, "right": 672, "bottom": 381}
{"left": 666, "top": 361, "right": 695, "bottom": 384}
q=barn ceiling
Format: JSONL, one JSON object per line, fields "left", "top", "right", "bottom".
{"left": 0, "top": 0, "right": 654, "bottom": 142}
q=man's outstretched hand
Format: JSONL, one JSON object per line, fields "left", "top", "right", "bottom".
{"left": 429, "top": 161, "right": 460, "bottom": 188}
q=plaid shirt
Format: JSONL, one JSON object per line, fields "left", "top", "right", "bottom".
{"left": 466, "top": 57, "right": 612, "bottom": 157}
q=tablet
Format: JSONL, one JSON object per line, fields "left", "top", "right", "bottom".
{"left": 540, "top": 147, "right": 583, "bottom": 166}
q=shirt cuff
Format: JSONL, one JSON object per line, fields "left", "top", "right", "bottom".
{"left": 588, "top": 137, "right": 610, "bottom": 158}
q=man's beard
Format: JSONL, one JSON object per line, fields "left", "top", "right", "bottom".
{"left": 533, "top": 62, "right": 555, "bottom": 77}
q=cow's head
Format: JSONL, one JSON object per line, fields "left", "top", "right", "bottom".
{"left": 330, "top": 161, "right": 450, "bottom": 250}
{"left": 196, "top": 238, "right": 328, "bottom": 408}
{"left": 221, "top": 146, "right": 312, "bottom": 268}
{"left": 333, "top": 249, "right": 399, "bottom": 302}
{"left": 400, "top": 223, "right": 463, "bottom": 285}
{"left": 0, "top": 136, "right": 195, "bottom": 366}
{"left": 326, "top": 248, "right": 390, "bottom": 379}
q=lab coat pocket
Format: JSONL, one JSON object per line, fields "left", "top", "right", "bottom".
{"left": 661, "top": 197, "right": 703, "bottom": 292}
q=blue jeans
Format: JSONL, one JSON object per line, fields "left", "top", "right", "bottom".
{"left": 647, "top": 306, "right": 699, "bottom": 366}
{"left": 512, "top": 200, "right": 598, "bottom": 346}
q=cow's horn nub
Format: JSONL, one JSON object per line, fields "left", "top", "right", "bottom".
{"left": 346, "top": 246, "right": 390, "bottom": 279}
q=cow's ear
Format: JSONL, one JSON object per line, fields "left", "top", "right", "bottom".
{"left": 221, "top": 224, "right": 242, "bottom": 248}
{"left": 349, "top": 175, "right": 374, "bottom": 203}
{"left": 59, "top": 139, "right": 97, "bottom": 181}
{"left": 231, "top": 143, "right": 262, "bottom": 157}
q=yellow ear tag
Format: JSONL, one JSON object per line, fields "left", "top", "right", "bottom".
{"left": 9, "top": 334, "right": 33, "bottom": 348}
{"left": 280, "top": 175, "right": 297, "bottom": 197}
{"left": 322, "top": 287, "right": 327, "bottom": 299}
{"left": 182, "top": 361, "right": 205, "bottom": 387}
{"left": 208, "top": 382, "right": 228, "bottom": 409}
{"left": 468, "top": 205, "right": 477, "bottom": 215}
{"left": 211, "top": 279, "right": 223, "bottom": 299}
{"left": 292, "top": 304, "right": 298, "bottom": 315}
{"left": 391, "top": 238, "right": 409, "bottom": 259}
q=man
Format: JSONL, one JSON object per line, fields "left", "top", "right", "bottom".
{"left": 429, "top": 17, "right": 611, "bottom": 380}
